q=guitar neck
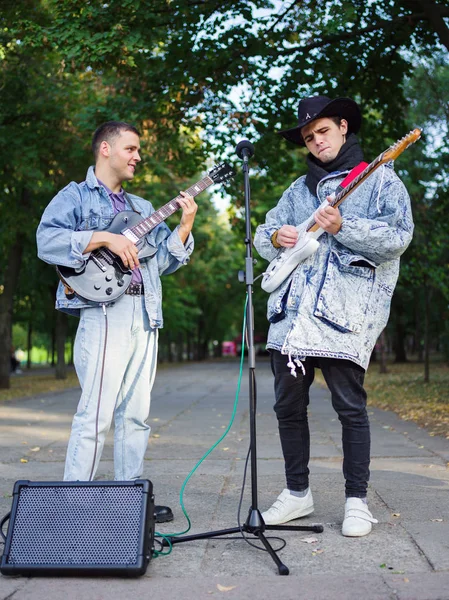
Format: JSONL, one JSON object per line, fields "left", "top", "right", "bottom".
{"left": 129, "top": 175, "right": 214, "bottom": 239}
{"left": 306, "top": 153, "right": 385, "bottom": 233}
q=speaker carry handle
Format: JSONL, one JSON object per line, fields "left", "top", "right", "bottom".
{"left": 0, "top": 512, "right": 10, "bottom": 542}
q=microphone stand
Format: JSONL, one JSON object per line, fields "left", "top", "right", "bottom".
{"left": 162, "top": 141, "right": 323, "bottom": 575}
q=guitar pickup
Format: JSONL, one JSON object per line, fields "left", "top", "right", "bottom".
{"left": 122, "top": 228, "right": 139, "bottom": 243}
{"left": 91, "top": 253, "right": 108, "bottom": 272}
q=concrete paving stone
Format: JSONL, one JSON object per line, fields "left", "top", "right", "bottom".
{"left": 374, "top": 483, "right": 449, "bottom": 521}
{"left": 0, "top": 574, "right": 399, "bottom": 600}
{"left": 403, "top": 522, "right": 449, "bottom": 571}
{"left": 386, "top": 572, "right": 449, "bottom": 600}
{"left": 1, "top": 359, "right": 449, "bottom": 600}
{"left": 370, "top": 457, "right": 449, "bottom": 481}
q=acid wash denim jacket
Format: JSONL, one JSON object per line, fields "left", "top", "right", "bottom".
{"left": 253, "top": 163, "right": 414, "bottom": 371}
{"left": 36, "top": 166, "right": 194, "bottom": 328}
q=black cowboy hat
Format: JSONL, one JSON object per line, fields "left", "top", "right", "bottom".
{"left": 278, "top": 95, "right": 362, "bottom": 146}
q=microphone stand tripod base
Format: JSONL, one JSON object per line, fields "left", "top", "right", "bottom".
{"left": 161, "top": 510, "right": 323, "bottom": 576}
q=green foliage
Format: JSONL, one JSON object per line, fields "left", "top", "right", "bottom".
{"left": 2, "top": 0, "right": 449, "bottom": 372}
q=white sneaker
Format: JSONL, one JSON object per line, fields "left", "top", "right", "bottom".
{"left": 262, "top": 488, "right": 314, "bottom": 525}
{"left": 342, "top": 498, "right": 378, "bottom": 537}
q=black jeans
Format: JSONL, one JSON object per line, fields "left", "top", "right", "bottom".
{"left": 270, "top": 350, "right": 370, "bottom": 498}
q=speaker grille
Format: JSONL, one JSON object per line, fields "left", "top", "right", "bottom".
{"left": 8, "top": 485, "right": 145, "bottom": 566}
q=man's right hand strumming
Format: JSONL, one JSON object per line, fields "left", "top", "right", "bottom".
{"left": 85, "top": 231, "right": 140, "bottom": 270}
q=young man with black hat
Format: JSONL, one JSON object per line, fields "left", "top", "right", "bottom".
{"left": 254, "top": 95, "right": 414, "bottom": 537}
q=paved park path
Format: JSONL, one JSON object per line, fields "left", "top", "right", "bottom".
{"left": 1, "top": 359, "right": 449, "bottom": 599}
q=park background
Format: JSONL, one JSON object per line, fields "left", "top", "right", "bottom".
{"left": 0, "top": 1, "right": 448, "bottom": 436}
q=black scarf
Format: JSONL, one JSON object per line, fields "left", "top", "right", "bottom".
{"left": 305, "top": 134, "right": 364, "bottom": 196}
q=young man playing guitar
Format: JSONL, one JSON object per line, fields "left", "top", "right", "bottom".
{"left": 37, "top": 121, "right": 197, "bottom": 523}
{"left": 254, "top": 95, "right": 414, "bottom": 536}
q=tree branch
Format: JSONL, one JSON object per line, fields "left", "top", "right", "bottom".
{"left": 414, "top": 0, "right": 449, "bottom": 51}
{"left": 275, "top": 10, "right": 449, "bottom": 55}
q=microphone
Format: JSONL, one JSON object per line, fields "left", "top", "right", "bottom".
{"left": 236, "top": 139, "right": 255, "bottom": 161}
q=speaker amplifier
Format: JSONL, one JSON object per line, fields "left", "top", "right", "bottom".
{"left": 0, "top": 479, "right": 155, "bottom": 577}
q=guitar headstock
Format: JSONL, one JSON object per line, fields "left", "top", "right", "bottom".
{"left": 209, "top": 162, "right": 236, "bottom": 184}
{"left": 382, "top": 128, "right": 422, "bottom": 163}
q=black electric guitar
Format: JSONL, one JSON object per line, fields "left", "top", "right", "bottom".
{"left": 56, "top": 162, "right": 235, "bottom": 303}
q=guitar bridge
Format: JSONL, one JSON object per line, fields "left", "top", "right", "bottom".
{"left": 91, "top": 253, "right": 108, "bottom": 272}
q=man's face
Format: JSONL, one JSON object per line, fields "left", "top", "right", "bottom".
{"left": 301, "top": 117, "right": 348, "bottom": 163}
{"left": 107, "top": 130, "right": 141, "bottom": 183}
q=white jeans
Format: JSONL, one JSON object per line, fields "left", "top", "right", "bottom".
{"left": 64, "top": 295, "right": 158, "bottom": 481}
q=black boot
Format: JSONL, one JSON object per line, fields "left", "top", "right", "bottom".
{"left": 154, "top": 505, "right": 173, "bottom": 523}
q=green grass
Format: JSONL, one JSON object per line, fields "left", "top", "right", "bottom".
{"left": 0, "top": 369, "right": 80, "bottom": 402}
{"left": 365, "top": 360, "right": 449, "bottom": 439}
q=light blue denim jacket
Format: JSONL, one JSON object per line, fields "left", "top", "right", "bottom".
{"left": 36, "top": 166, "right": 194, "bottom": 327}
{"left": 253, "top": 163, "right": 413, "bottom": 370}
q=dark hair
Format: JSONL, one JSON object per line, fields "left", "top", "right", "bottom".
{"left": 329, "top": 116, "right": 342, "bottom": 126}
{"left": 91, "top": 121, "right": 140, "bottom": 160}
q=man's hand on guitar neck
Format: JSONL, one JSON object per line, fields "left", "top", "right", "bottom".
{"left": 178, "top": 191, "right": 198, "bottom": 244}
{"left": 314, "top": 200, "right": 342, "bottom": 235}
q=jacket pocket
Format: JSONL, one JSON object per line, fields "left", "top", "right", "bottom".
{"left": 78, "top": 216, "right": 99, "bottom": 230}
{"left": 314, "top": 251, "right": 375, "bottom": 333}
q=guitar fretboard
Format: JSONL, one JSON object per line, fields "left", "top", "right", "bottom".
{"left": 129, "top": 175, "right": 214, "bottom": 239}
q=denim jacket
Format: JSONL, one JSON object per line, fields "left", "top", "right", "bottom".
{"left": 36, "top": 166, "right": 194, "bottom": 328}
{"left": 253, "top": 163, "right": 413, "bottom": 370}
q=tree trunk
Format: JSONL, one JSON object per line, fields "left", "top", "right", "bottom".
{"left": 70, "top": 336, "right": 74, "bottom": 366}
{"left": 424, "top": 285, "right": 432, "bottom": 383}
{"left": 414, "top": 291, "right": 423, "bottom": 361}
{"left": 166, "top": 333, "right": 173, "bottom": 362}
{"left": 0, "top": 235, "right": 24, "bottom": 388}
{"left": 393, "top": 305, "right": 408, "bottom": 363}
{"left": 51, "top": 325, "right": 56, "bottom": 366}
{"left": 187, "top": 333, "right": 192, "bottom": 361}
{"left": 176, "top": 333, "right": 183, "bottom": 362}
{"left": 378, "top": 330, "right": 388, "bottom": 374}
{"left": 27, "top": 321, "right": 32, "bottom": 370}
{"left": 55, "top": 311, "right": 68, "bottom": 380}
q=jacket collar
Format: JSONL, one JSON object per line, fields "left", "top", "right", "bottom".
{"left": 86, "top": 165, "right": 100, "bottom": 190}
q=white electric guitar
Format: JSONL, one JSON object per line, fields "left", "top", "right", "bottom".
{"left": 261, "top": 128, "right": 422, "bottom": 293}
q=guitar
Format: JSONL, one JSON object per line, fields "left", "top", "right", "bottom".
{"left": 56, "top": 162, "right": 235, "bottom": 303}
{"left": 260, "top": 128, "right": 422, "bottom": 293}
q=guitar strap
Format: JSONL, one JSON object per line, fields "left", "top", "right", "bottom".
{"left": 123, "top": 191, "right": 142, "bottom": 215}
{"left": 335, "top": 161, "right": 369, "bottom": 194}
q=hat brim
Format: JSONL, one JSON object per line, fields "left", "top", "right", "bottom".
{"left": 278, "top": 97, "right": 361, "bottom": 146}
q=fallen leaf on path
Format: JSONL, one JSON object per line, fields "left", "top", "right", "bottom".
{"left": 217, "top": 584, "right": 236, "bottom": 592}
{"left": 20, "top": 459, "right": 28, "bottom": 463}
{"left": 392, "top": 513, "right": 401, "bottom": 517}
{"left": 312, "top": 548, "right": 324, "bottom": 556}
{"left": 403, "top": 577, "right": 409, "bottom": 583}
{"left": 30, "top": 447, "right": 40, "bottom": 452}
{"left": 153, "top": 434, "right": 160, "bottom": 438}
